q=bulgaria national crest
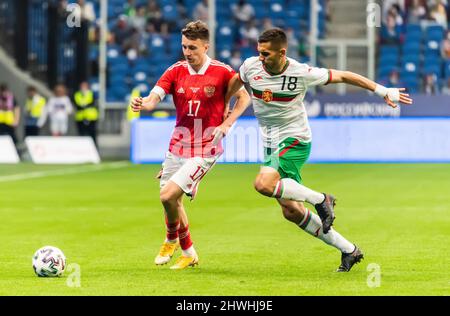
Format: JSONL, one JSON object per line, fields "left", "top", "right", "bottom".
{"left": 262, "top": 89, "right": 273, "bottom": 102}
{"left": 204, "top": 86, "right": 216, "bottom": 98}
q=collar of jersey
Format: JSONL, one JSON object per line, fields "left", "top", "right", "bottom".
{"left": 187, "top": 55, "right": 211, "bottom": 75}
{"left": 263, "top": 59, "right": 290, "bottom": 76}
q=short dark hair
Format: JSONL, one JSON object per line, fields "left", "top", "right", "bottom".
{"left": 182, "top": 20, "right": 209, "bottom": 42}
{"left": 258, "top": 28, "right": 287, "bottom": 48}
{"left": 27, "top": 85, "right": 36, "bottom": 92}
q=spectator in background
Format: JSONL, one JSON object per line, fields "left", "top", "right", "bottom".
{"left": 423, "top": 73, "right": 440, "bottom": 94}
{"left": 24, "top": 86, "right": 46, "bottom": 137}
{"left": 124, "top": 0, "right": 136, "bottom": 18}
{"left": 383, "top": 69, "right": 406, "bottom": 87}
{"left": 286, "top": 27, "right": 300, "bottom": 60}
{"left": 388, "top": 4, "right": 405, "bottom": 26}
{"left": 146, "top": 0, "right": 161, "bottom": 20}
{"left": 441, "top": 30, "right": 450, "bottom": 59}
{"left": 193, "top": 0, "right": 209, "bottom": 23}
{"left": 382, "top": 0, "right": 406, "bottom": 25}
{"left": 39, "top": 84, "right": 73, "bottom": 137}
{"left": 298, "top": 31, "right": 311, "bottom": 62}
{"left": 428, "top": 0, "right": 448, "bottom": 29}
{"left": 407, "top": 0, "right": 427, "bottom": 23}
{"left": 74, "top": 82, "right": 98, "bottom": 146}
{"left": 239, "top": 20, "right": 259, "bottom": 47}
{"left": 130, "top": 5, "right": 147, "bottom": 34}
{"left": 0, "top": 83, "right": 20, "bottom": 145}
{"left": 230, "top": 50, "right": 243, "bottom": 71}
{"left": 123, "top": 27, "right": 143, "bottom": 60}
{"left": 442, "top": 77, "right": 450, "bottom": 94}
{"left": 75, "top": 0, "right": 96, "bottom": 23}
{"left": 381, "top": 13, "right": 402, "bottom": 45}
{"left": 111, "top": 15, "right": 132, "bottom": 47}
{"left": 261, "top": 17, "right": 275, "bottom": 31}
{"left": 232, "top": 0, "right": 255, "bottom": 25}
{"left": 147, "top": 7, "right": 168, "bottom": 32}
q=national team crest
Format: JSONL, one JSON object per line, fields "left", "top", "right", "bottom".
{"left": 204, "top": 86, "right": 216, "bottom": 98}
{"left": 262, "top": 89, "right": 273, "bottom": 102}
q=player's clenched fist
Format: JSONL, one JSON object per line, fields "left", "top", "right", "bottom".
{"left": 131, "top": 97, "right": 143, "bottom": 112}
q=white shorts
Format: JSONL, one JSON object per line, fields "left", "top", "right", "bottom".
{"left": 160, "top": 151, "right": 220, "bottom": 200}
{"left": 50, "top": 116, "right": 68, "bottom": 135}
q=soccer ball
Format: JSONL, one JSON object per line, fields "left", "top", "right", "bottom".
{"left": 32, "top": 246, "right": 66, "bottom": 277}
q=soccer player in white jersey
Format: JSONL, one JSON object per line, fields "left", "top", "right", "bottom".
{"left": 214, "top": 28, "right": 413, "bottom": 272}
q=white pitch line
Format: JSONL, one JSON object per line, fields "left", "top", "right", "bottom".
{"left": 0, "top": 161, "right": 130, "bottom": 183}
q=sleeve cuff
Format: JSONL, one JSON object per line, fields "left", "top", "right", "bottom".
{"left": 325, "top": 69, "right": 332, "bottom": 85}
{"left": 151, "top": 86, "right": 166, "bottom": 101}
{"left": 238, "top": 72, "right": 247, "bottom": 84}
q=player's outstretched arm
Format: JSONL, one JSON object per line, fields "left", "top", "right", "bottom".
{"left": 130, "top": 92, "right": 161, "bottom": 112}
{"left": 329, "top": 70, "right": 413, "bottom": 108}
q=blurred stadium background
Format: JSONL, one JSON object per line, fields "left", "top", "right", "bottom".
{"left": 0, "top": 0, "right": 449, "bottom": 296}
{"left": 0, "top": 0, "right": 449, "bottom": 161}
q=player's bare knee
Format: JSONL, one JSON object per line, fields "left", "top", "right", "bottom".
{"left": 254, "top": 178, "right": 274, "bottom": 196}
{"left": 159, "top": 191, "right": 177, "bottom": 205}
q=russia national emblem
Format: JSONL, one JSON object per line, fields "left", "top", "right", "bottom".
{"left": 262, "top": 89, "right": 273, "bottom": 102}
{"left": 204, "top": 86, "right": 216, "bottom": 98}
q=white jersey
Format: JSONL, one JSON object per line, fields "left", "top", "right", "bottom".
{"left": 239, "top": 57, "right": 331, "bottom": 148}
{"left": 38, "top": 96, "right": 73, "bottom": 128}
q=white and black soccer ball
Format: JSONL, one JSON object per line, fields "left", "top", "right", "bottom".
{"left": 32, "top": 246, "right": 66, "bottom": 277}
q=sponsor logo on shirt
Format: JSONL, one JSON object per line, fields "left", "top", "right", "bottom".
{"left": 253, "top": 76, "right": 263, "bottom": 81}
{"left": 204, "top": 86, "right": 216, "bottom": 98}
{"left": 177, "top": 87, "right": 185, "bottom": 94}
{"left": 262, "top": 89, "right": 273, "bottom": 103}
{"left": 190, "top": 87, "right": 200, "bottom": 93}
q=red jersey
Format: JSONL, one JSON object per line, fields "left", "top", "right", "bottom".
{"left": 153, "top": 56, "right": 235, "bottom": 158}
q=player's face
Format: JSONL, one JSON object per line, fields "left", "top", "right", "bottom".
{"left": 257, "top": 42, "right": 286, "bottom": 71}
{"left": 182, "top": 36, "right": 209, "bottom": 69}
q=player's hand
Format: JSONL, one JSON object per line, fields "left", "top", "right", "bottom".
{"left": 130, "top": 97, "right": 143, "bottom": 112}
{"left": 384, "top": 88, "right": 413, "bottom": 108}
{"left": 212, "top": 124, "right": 229, "bottom": 146}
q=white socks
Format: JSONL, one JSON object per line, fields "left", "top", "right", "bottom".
{"left": 272, "top": 178, "right": 325, "bottom": 205}
{"left": 299, "top": 209, "right": 355, "bottom": 254}
{"left": 182, "top": 246, "right": 197, "bottom": 258}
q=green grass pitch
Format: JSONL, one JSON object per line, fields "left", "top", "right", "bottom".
{"left": 0, "top": 162, "right": 449, "bottom": 295}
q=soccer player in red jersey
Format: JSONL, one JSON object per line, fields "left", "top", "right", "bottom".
{"left": 131, "top": 21, "right": 250, "bottom": 269}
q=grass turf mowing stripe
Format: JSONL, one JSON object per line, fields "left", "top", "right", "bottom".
{"left": 0, "top": 161, "right": 130, "bottom": 183}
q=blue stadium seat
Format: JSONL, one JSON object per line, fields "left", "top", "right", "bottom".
{"left": 423, "top": 64, "right": 442, "bottom": 78}
{"left": 401, "top": 61, "right": 419, "bottom": 76}
{"left": 380, "top": 46, "right": 400, "bottom": 58}
{"left": 402, "top": 77, "right": 420, "bottom": 94}
{"left": 402, "top": 53, "right": 420, "bottom": 65}
{"left": 377, "top": 64, "right": 398, "bottom": 78}
{"left": 161, "top": 4, "right": 179, "bottom": 22}
{"left": 426, "top": 25, "right": 445, "bottom": 41}
{"left": 254, "top": 5, "right": 269, "bottom": 19}
{"left": 402, "top": 41, "right": 421, "bottom": 55}
{"left": 406, "top": 24, "right": 422, "bottom": 37}
{"left": 269, "top": 2, "right": 284, "bottom": 20}
{"left": 445, "top": 61, "right": 450, "bottom": 79}
{"left": 111, "top": 85, "right": 129, "bottom": 102}
{"left": 379, "top": 53, "right": 399, "bottom": 65}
